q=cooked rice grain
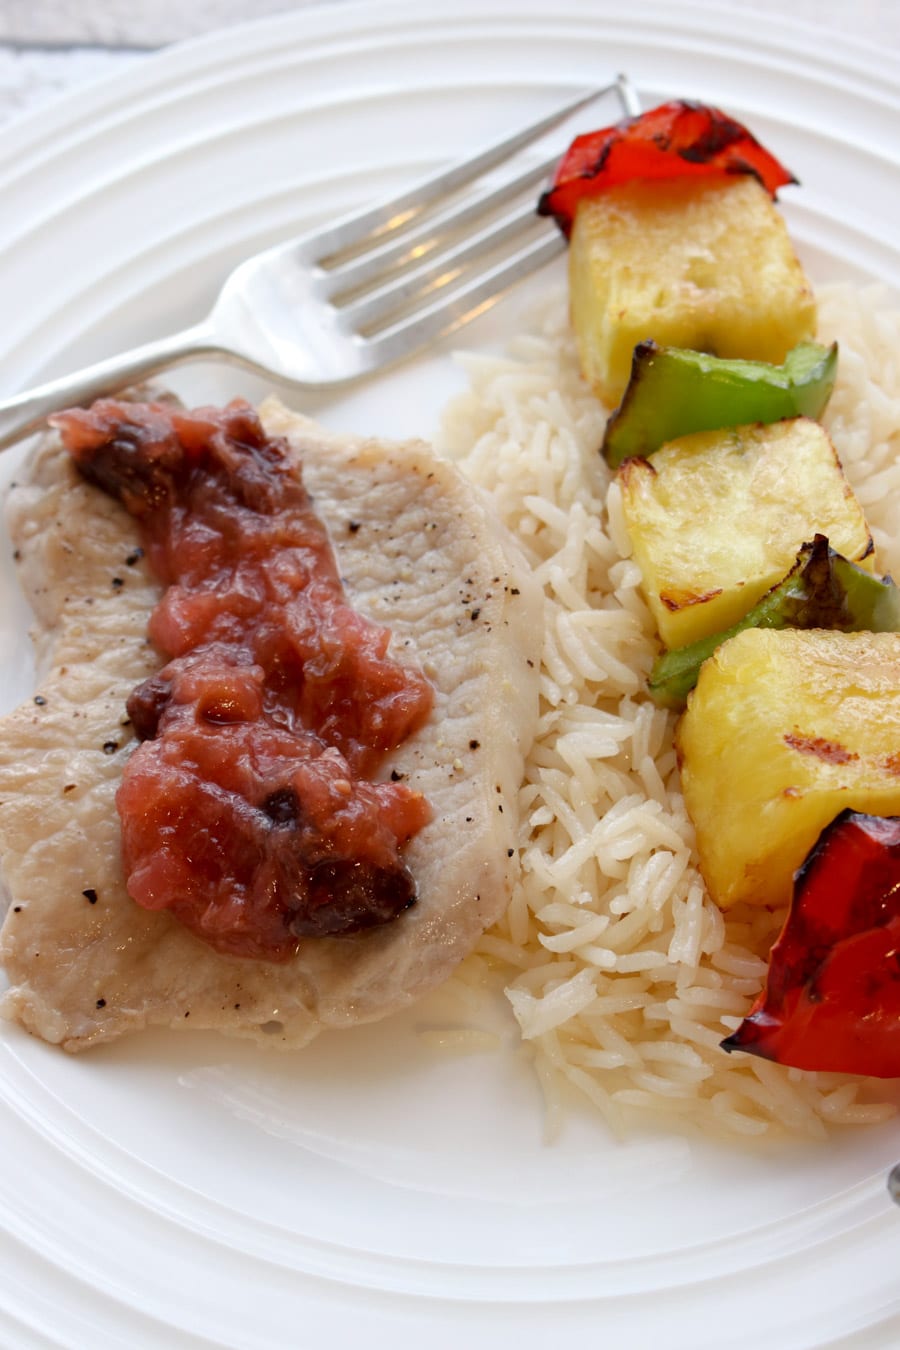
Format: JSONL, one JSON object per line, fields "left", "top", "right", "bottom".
{"left": 437, "top": 281, "right": 900, "bottom": 1140}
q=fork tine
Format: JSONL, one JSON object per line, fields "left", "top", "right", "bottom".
{"left": 337, "top": 73, "right": 639, "bottom": 364}
{"left": 301, "top": 78, "right": 634, "bottom": 264}
{"left": 364, "top": 230, "right": 564, "bottom": 368}
{"left": 337, "top": 198, "right": 545, "bottom": 335}
{"left": 320, "top": 154, "right": 558, "bottom": 299}
{"left": 616, "top": 72, "right": 642, "bottom": 118}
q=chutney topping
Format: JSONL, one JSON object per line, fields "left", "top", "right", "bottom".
{"left": 537, "top": 100, "right": 798, "bottom": 238}
{"left": 51, "top": 398, "right": 434, "bottom": 960}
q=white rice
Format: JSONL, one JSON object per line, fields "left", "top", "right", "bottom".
{"left": 437, "top": 282, "right": 900, "bottom": 1140}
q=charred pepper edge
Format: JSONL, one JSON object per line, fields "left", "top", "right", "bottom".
{"left": 648, "top": 536, "right": 900, "bottom": 709}
{"left": 537, "top": 100, "right": 799, "bottom": 237}
{"left": 721, "top": 809, "right": 900, "bottom": 1076}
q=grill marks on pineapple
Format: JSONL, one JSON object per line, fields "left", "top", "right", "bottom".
{"left": 659, "top": 585, "right": 724, "bottom": 613}
{"left": 677, "top": 630, "right": 900, "bottom": 911}
{"left": 618, "top": 419, "right": 874, "bottom": 651}
{"left": 783, "top": 732, "right": 859, "bottom": 765}
{"left": 783, "top": 732, "right": 900, "bottom": 779}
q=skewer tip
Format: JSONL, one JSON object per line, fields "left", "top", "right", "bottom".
{"left": 888, "top": 1163, "right": 900, "bottom": 1204}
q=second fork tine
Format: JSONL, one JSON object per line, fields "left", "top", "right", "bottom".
{"left": 366, "top": 229, "right": 565, "bottom": 369}
{"left": 336, "top": 198, "right": 546, "bottom": 336}
{"left": 321, "top": 155, "right": 557, "bottom": 299}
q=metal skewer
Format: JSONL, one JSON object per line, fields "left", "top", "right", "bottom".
{"left": 888, "top": 1163, "right": 900, "bottom": 1204}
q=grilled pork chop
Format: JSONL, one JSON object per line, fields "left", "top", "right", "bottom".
{"left": 0, "top": 398, "right": 541, "bottom": 1050}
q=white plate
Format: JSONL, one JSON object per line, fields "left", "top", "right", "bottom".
{"left": 1, "top": 3, "right": 900, "bottom": 1346}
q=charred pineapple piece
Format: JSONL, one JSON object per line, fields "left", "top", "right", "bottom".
{"left": 569, "top": 176, "right": 816, "bottom": 407}
{"left": 618, "top": 417, "right": 873, "bottom": 650}
{"left": 677, "top": 628, "right": 900, "bottom": 911}
{"left": 648, "top": 537, "right": 900, "bottom": 710}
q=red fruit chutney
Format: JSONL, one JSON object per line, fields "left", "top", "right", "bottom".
{"left": 52, "top": 399, "right": 433, "bottom": 960}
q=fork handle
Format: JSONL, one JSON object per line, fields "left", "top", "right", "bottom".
{"left": 0, "top": 321, "right": 221, "bottom": 451}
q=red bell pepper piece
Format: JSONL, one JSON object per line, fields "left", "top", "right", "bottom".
{"left": 537, "top": 100, "right": 797, "bottom": 238}
{"left": 721, "top": 810, "right": 900, "bottom": 1077}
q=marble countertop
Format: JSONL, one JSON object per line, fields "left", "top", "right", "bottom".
{"left": 1, "top": 0, "right": 898, "bottom": 125}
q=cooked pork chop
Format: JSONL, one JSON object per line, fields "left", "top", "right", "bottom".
{"left": 0, "top": 398, "right": 541, "bottom": 1050}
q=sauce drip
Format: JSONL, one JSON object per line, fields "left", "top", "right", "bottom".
{"left": 52, "top": 399, "right": 433, "bottom": 960}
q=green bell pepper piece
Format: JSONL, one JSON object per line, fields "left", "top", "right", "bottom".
{"left": 649, "top": 535, "right": 900, "bottom": 710}
{"left": 602, "top": 340, "right": 839, "bottom": 468}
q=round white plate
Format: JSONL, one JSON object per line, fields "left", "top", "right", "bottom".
{"left": 1, "top": 3, "right": 900, "bottom": 1346}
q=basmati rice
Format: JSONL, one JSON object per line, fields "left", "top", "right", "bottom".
{"left": 437, "top": 282, "right": 900, "bottom": 1140}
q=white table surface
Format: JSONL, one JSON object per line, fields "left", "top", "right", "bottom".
{"left": 1, "top": 0, "right": 898, "bottom": 126}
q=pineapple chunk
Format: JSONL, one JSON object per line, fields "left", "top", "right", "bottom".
{"left": 569, "top": 176, "right": 816, "bottom": 406}
{"left": 677, "top": 628, "right": 900, "bottom": 910}
{"left": 618, "top": 417, "right": 873, "bottom": 650}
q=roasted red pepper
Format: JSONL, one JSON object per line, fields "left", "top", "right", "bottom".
{"left": 722, "top": 810, "right": 900, "bottom": 1077}
{"left": 537, "top": 100, "right": 797, "bottom": 238}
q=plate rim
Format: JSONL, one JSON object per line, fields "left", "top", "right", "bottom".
{"left": 2, "top": 5, "right": 900, "bottom": 1348}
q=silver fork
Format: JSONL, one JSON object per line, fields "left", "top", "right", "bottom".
{"left": 0, "top": 75, "right": 640, "bottom": 450}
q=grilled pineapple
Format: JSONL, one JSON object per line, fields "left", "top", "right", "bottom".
{"left": 677, "top": 628, "right": 900, "bottom": 911}
{"left": 569, "top": 176, "right": 817, "bottom": 406}
{"left": 618, "top": 417, "right": 873, "bottom": 650}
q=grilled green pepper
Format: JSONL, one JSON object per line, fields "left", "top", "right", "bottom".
{"left": 602, "top": 340, "right": 838, "bottom": 468}
{"left": 649, "top": 535, "right": 900, "bottom": 709}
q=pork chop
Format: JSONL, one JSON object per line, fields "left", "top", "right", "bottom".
{"left": 0, "top": 397, "right": 541, "bottom": 1051}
